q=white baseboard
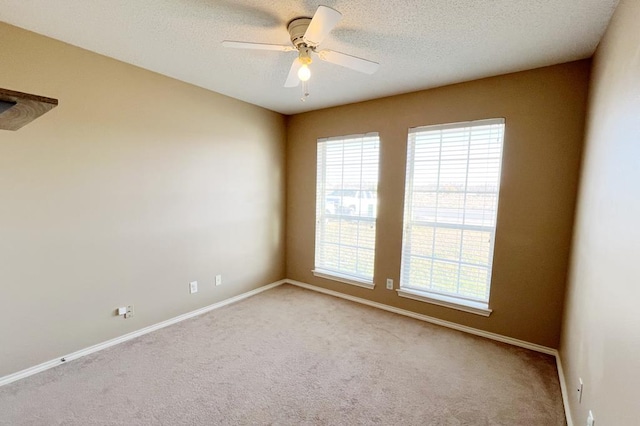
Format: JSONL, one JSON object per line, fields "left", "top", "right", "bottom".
{"left": 0, "top": 276, "right": 574, "bottom": 425}
{"left": 555, "top": 352, "right": 574, "bottom": 426}
{"left": 285, "top": 279, "right": 573, "bottom": 424}
{"left": 0, "top": 279, "right": 287, "bottom": 387}
{"left": 285, "top": 279, "right": 556, "bottom": 355}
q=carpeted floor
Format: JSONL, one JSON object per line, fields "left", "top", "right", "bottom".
{"left": 0, "top": 284, "right": 566, "bottom": 425}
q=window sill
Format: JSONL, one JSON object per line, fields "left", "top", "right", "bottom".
{"left": 312, "top": 270, "right": 375, "bottom": 290}
{"left": 396, "top": 288, "right": 492, "bottom": 317}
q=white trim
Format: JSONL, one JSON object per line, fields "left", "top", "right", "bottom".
{"left": 312, "top": 269, "right": 375, "bottom": 289}
{"left": 397, "top": 288, "right": 492, "bottom": 317}
{"left": 288, "top": 278, "right": 571, "bottom": 423}
{"left": 0, "top": 277, "right": 571, "bottom": 424}
{"left": 408, "top": 118, "right": 506, "bottom": 133}
{"left": 0, "top": 279, "right": 287, "bottom": 388}
{"left": 286, "top": 279, "right": 553, "bottom": 355}
{"left": 555, "top": 352, "right": 574, "bottom": 426}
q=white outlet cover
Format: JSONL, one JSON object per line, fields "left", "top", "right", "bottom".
{"left": 190, "top": 281, "right": 198, "bottom": 294}
{"left": 578, "top": 378, "right": 583, "bottom": 403}
{"left": 386, "top": 279, "right": 393, "bottom": 290}
{"left": 215, "top": 275, "right": 222, "bottom": 286}
{"left": 125, "top": 305, "right": 134, "bottom": 318}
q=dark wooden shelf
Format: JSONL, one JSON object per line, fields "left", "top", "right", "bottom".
{"left": 0, "top": 88, "right": 58, "bottom": 131}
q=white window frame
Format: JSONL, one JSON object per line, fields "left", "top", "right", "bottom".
{"left": 398, "top": 118, "right": 505, "bottom": 316}
{"left": 313, "top": 133, "right": 380, "bottom": 289}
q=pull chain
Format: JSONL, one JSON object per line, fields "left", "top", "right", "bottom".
{"left": 300, "top": 80, "right": 310, "bottom": 102}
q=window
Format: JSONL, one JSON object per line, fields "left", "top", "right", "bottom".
{"left": 399, "top": 119, "right": 505, "bottom": 315}
{"left": 314, "top": 133, "right": 380, "bottom": 289}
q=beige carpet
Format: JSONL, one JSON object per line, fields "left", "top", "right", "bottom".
{"left": 0, "top": 284, "right": 565, "bottom": 425}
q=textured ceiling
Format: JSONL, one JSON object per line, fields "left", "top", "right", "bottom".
{"left": 1, "top": 0, "right": 618, "bottom": 115}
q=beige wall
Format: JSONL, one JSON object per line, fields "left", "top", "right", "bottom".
{"left": 287, "top": 61, "right": 590, "bottom": 348}
{"left": 560, "top": 0, "right": 640, "bottom": 424}
{"left": 0, "top": 23, "right": 286, "bottom": 377}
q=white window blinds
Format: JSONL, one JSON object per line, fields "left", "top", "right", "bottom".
{"left": 315, "top": 133, "right": 380, "bottom": 283}
{"left": 400, "top": 119, "right": 505, "bottom": 303}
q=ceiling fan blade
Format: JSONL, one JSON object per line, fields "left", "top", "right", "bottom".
{"left": 284, "top": 58, "right": 302, "bottom": 87}
{"left": 222, "top": 40, "right": 296, "bottom": 52}
{"left": 318, "top": 50, "right": 380, "bottom": 74}
{"left": 303, "top": 6, "right": 342, "bottom": 46}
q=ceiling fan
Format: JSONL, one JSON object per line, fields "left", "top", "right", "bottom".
{"left": 222, "top": 5, "right": 379, "bottom": 89}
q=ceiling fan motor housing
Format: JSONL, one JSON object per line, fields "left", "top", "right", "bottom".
{"left": 222, "top": 6, "right": 379, "bottom": 89}
{"left": 287, "top": 18, "right": 312, "bottom": 48}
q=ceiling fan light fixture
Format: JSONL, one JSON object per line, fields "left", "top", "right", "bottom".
{"left": 223, "top": 5, "right": 379, "bottom": 90}
{"left": 298, "top": 64, "right": 311, "bottom": 82}
{"left": 297, "top": 46, "right": 312, "bottom": 82}
{"left": 298, "top": 46, "right": 312, "bottom": 64}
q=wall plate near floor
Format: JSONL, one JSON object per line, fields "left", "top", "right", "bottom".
{"left": 117, "top": 305, "right": 134, "bottom": 319}
{"left": 125, "top": 305, "right": 134, "bottom": 319}
{"left": 190, "top": 281, "right": 198, "bottom": 294}
{"left": 215, "top": 275, "right": 222, "bottom": 286}
{"left": 577, "top": 378, "right": 583, "bottom": 403}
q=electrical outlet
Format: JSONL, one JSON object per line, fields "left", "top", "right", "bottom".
{"left": 190, "top": 281, "right": 198, "bottom": 294}
{"left": 125, "top": 305, "right": 134, "bottom": 318}
{"left": 386, "top": 278, "right": 393, "bottom": 290}
{"left": 117, "top": 307, "right": 127, "bottom": 316}
{"left": 215, "top": 275, "right": 222, "bottom": 286}
{"left": 577, "top": 378, "right": 583, "bottom": 403}
{"left": 587, "top": 410, "right": 595, "bottom": 426}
